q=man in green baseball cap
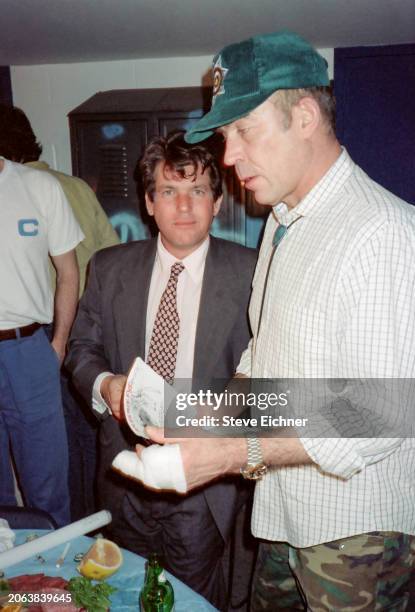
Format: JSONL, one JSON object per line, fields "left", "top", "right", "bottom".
{"left": 137, "top": 31, "right": 415, "bottom": 610}
{"left": 185, "top": 30, "right": 337, "bottom": 210}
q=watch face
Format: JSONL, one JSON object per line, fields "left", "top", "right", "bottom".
{"left": 240, "top": 463, "right": 268, "bottom": 480}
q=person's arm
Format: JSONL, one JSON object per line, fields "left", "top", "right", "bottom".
{"left": 138, "top": 427, "right": 311, "bottom": 491}
{"left": 66, "top": 253, "right": 110, "bottom": 401}
{"left": 298, "top": 220, "right": 415, "bottom": 479}
{"left": 66, "top": 250, "right": 126, "bottom": 419}
{"left": 50, "top": 249, "right": 79, "bottom": 364}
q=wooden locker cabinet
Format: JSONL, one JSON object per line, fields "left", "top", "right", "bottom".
{"left": 69, "top": 87, "right": 267, "bottom": 246}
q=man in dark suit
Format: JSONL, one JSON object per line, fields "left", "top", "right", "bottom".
{"left": 66, "top": 131, "right": 257, "bottom": 609}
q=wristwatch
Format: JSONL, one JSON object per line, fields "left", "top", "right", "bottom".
{"left": 240, "top": 437, "right": 268, "bottom": 480}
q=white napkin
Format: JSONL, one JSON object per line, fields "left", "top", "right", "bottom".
{"left": 112, "top": 445, "right": 187, "bottom": 493}
{"left": 0, "top": 518, "right": 15, "bottom": 552}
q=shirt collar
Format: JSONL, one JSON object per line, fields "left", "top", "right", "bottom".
{"left": 156, "top": 234, "right": 209, "bottom": 283}
{"left": 272, "top": 147, "right": 354, "bottom": 226}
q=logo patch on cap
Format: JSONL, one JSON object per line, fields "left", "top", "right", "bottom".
{"left": 212, "top": 55, "right": 228, "bottom": 105}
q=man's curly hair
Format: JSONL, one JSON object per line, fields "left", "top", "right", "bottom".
{"left": 0, "top": 104, "right": 42, "bottom": 162}
{"left": 140, "top": 130, "right": 222, "bottom": 201}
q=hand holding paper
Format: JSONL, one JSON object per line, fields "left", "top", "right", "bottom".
{"left": 101, "top": 374, "right": 127, "bottom": 419}
{"left": 123, "top": 357, "right": 169, "bottom": 438}
{"left": 112, "top": 357, "right": 187, "bottom": 492}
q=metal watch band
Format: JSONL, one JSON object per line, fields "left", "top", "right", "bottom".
{"left": 240, "top": 437, "right": 268, "bottom": 480}
{"left": 246, "top": 436, "right": 263, "bottom": 466}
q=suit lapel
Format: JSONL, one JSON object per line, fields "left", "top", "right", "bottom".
{"left": 194, "top": 237, "right": 240, "bottom": 381}
{"left": 113, "top": 239, "right": 157, "bottom": 372}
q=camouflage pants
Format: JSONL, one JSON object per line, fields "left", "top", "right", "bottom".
{"left": 251, "top": 532, "right": 415, "bottom": 611}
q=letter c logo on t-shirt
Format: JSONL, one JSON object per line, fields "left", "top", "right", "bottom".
{"left": 18, "top": 218, "right": 39, "bottom": 236}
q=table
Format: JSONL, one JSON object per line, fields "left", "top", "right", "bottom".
{"left": 3, "top": 530, "right": 217, "bottom": 611}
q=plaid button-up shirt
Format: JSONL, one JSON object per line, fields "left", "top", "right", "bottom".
{"left": 237, "top": 149, "right": 415, "bottom": 546}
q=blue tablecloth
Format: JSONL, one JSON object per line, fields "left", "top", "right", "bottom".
{"left": 3, "top": 530, "right": 217, "bottom": 611}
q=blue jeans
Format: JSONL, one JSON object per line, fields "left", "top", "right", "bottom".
{"left": 0, "top": 327, "right": 70, "bottom": 526}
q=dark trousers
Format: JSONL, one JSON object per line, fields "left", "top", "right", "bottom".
{"left": 44, "top": 324, "right": 98, "bottom": 521}
{"left": 60, "top": 368, "right": 98, "bottom": 521}
{"left": 110, "top": 488, "right": 227, "bottom": 610}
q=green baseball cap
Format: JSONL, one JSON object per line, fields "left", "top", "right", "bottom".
{"left": 185, "top": 31, "right": 329, "bottom": 144}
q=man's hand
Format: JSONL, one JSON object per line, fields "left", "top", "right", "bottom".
{"left": 100, "top": 374, "right": 127, "bottom": 420}
{"left": 51, "top": 338, "right": 66, "bottom": 366}
{"left": 136, "top": 426, "right": 246, "bottom": 491}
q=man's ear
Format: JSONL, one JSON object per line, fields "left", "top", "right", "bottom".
{"left": 293, "top": 96, "right": 320, "bottom": 138}
{"left": 145, "top": 193, "right": 155, "bottom": 216}
{"left": 213, "top": 194, "right": 223, "bottom": 216}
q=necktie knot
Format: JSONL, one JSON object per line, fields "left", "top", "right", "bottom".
{"left": 273, "top": 225, "right": 287, "bottom": 247}
{"left": 272, "top": 216, "right": 303, "bottom": 248}
{"left": 171, "top": 262, "right": 185, "bottom": 278}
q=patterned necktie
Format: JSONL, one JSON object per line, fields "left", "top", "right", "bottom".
{"left": 147, "top": 261, "right": 185, "bottom": 384}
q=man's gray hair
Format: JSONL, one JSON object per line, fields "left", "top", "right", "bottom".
{"left": 271, "top": 86, "right": 336, "bottom": 135}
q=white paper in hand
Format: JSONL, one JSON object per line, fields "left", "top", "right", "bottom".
{"left": 123, "top": 357, "right": 176, "bottom": 438}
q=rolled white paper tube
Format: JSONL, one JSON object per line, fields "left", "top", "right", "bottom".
{"left": 0, "top": 510, "right": 112, "bottom": 570}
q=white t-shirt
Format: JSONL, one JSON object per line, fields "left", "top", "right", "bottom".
{"left": 0, "top": 158, "right": 84, "bottom": 328}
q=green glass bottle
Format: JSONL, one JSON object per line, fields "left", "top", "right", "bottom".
{"left": 140, "top": 554, "right": 175, "bottom": 611}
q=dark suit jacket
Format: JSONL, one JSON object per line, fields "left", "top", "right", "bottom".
{"left": 67, "top": 235, "right": 257, "bottom": 540}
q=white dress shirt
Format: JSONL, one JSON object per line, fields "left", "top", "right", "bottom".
{"left": 93, "top": 235, "right": 209, "bottom": 413}
{"left": 145, "top": 235, "right": 209, "bottom": 378}
{"left": 237, "top": 149, "right": 415, "bottom": 546}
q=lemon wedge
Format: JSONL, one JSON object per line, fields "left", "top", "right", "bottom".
{"left": 77, "top": 538, "right": 123, "bottom": 580}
